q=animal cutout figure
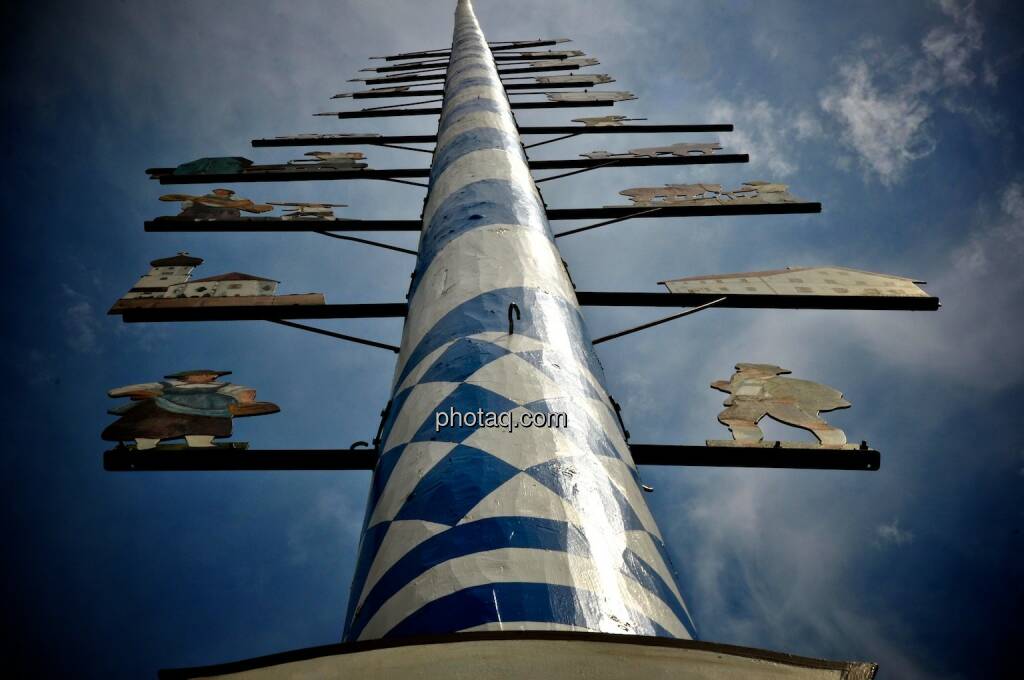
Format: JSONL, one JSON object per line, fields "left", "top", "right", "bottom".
{"left": 711, "top": 363, "right": 850, "bottom": 445}
{"left": 583, "top": 142, "right": 722, "bottom": 160}
{"left": 102, "top": 370, "right": 279, "bottom": 449}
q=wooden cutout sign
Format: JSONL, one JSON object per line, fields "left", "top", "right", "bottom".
{"left": 103, "top": 370, "right": 279, "bottom": 449}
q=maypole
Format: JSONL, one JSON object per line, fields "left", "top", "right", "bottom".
{"left": 342, "top": 0, "right": 694, "bottom": 642}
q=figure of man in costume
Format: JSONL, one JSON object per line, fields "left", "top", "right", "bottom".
{"left": 102, "top": 370, "right": 279, "bottom": 449}
{"left": 159, "top": 188, "right": 273, "bottom": 220}
{"left": 711, "top": 363, "right": 850, "bottom": 445}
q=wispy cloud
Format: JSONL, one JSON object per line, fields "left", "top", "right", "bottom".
{"left": 706, "top": 99, "right": 822, "bottom": 178}
{"left": 61, "top": 285, "right": 102, "bottom": 354}
{"left": 876, "top": 518, "right": 915, "bottom": 547}
{"left": 820, "top": 0, "right": 987, "bottom": 184}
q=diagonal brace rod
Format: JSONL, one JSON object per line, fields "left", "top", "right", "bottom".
{"left": 592, "top": 297, "right": 727, "bottom": 345}
{"left": 269, "top": 320, "right": 399, "bottom": 352}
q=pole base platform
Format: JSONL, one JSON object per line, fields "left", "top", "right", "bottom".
{"left": 158, "top": 631, "right": 877, "bottom": 679}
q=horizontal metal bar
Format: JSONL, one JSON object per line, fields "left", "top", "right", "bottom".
{"left": 118, "top": 303, "right": 408, "bottom": 322}
{"left": 103, "top": 447, "right": 378, "bottom": 471}
{"left": 378, "top": 38, "right": 564, "bottom": 61}
{"left": 144, "top": 200, "right": 816, "bottom": 233}
{"left": 367, "top": 52, "right": 573, "bottom": 73}
{"left": 151, "top": 154, "right": 737, "bottom": 185}
{"left": 546, "top": 202, "right": 821, "bottom": 220}
{"left": 251, "top": 124, "right": 734, "bottom": 148}
{"left": 532, "top": 154, "right": 748, "bottom": 170}
{"left": 104, "top": 443, "right": 879, "bottom": 472}
{"left": 145, "top": 218, "right": 423, "bottom": 232}
{"left": 253, "top": 134, "right": 437, "bottom": 147}
{"left": 153, "top": 168, "right": 430, "bottom": 184}
{"left": 361, "top": 60, "right": 581, "bottom": 85}
{"left": 522, "top": 123, "right": 734, "bottom": 134}
{"left": 497, "top": 63, "right": 582, "bottom": 75}
{"left": 327, "top": 99, "right": 613, "bottom": 119}
{"left": 629, "top": 444, "right": 880, "bottom": 471}
{"left": 113, "top": 291, "right": 937, "bottom": 325}
{"left": 348, "top": 80, "right": 604, "bottom": 98}
{"left": 575, "top": 291, "right": 940, "bottom": 311}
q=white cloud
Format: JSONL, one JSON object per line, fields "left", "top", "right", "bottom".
{"left": 706, "top": 99, "right": 823, "bottom": 178}
{"left": 820, "top": 0, "right": 987, "bottom": 184}
{"left": 820, "top": 60, "right": 936, "bottom": 185}
{"left": 876, "top": 519, "right": 915, "bottom": 547}
{"left": 923, "top": 0, "right": 984, "bottom": 87}
{"left": 61, "top": 285, "right": 102, "bottom": 354}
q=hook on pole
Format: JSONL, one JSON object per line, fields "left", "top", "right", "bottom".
{"left": 508, "top": 302, "right": 521, "bottom": 335}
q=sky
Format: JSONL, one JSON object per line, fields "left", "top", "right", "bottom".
{"left": 2, "top": 0, "right": 1022, "bottom": 677}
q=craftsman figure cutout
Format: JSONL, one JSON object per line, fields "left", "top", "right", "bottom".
{"left": 711, "top": 363, "right": 850, "bottom": 445}
{"left": 102, "top": 370, "right": 279, "bottom": 449}
{"left": 160, "top": 188, "right": 272, "bottom": 219}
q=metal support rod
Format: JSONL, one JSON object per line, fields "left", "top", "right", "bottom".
{"left": 523, "top": 132, "right": 579, "bottom": 149}
{"left": 314, "top": 230, "right": 418, "bottom": 255}
{"left": 269, "top": 319, "right": 400, "bottom": 353}
{"left": 534, "top": 159, "right": 622, "bottom": 183}
{"left": 376, "top": 142, "right": 435, "bottom": 153}
{"left": 379, "top": 177, "right": 430, "bottom": 188}
{"left": 553, "top": 208, "right": 663, "bottom": 238}
{"left": 592, "top": 297, "right": 727, "bottom": 345}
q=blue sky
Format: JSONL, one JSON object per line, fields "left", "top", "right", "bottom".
{"left": 2, "top": 0, "right": 1021, "bottom": 677}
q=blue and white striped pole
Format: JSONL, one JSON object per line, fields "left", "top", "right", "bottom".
{"left": 343, "top": 0, "right": 695, "bottom": 642}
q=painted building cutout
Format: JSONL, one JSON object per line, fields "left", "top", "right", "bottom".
{"left": 112, "top": 254, "right": 324, "bottom": 311}
{"left": 123, "top": 252, "right": 203, "bottom": 299}
{"left": 102, "top": 369, "right": 279, "bottom": 449}
{"left": 166, "top": 272, "right": 278, "bottom": 298}
{"left": 661, "top": 266, "right": 930, "bottom": 298}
